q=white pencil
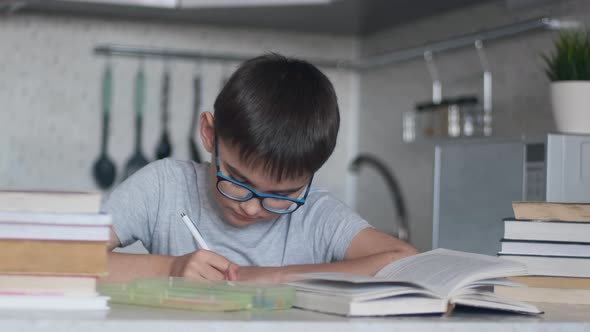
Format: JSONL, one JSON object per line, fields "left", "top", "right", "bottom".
{"left": 180, "top": 212, "right": 210, "bottom": 251}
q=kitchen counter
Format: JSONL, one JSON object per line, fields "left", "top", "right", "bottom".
{"left": 1, "top": 303, "right": 589, "bottom": 332}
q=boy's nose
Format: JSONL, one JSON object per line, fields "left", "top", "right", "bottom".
{"left": 239, "top": 198, "right": 262, "bottom": 216}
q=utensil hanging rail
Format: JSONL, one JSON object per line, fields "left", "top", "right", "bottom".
{"left": 356, "top": 17, "right": 577, "bottom": 70}
{"left": 93, "top": 17, "right": 576, "bottom": 71}
{"left": 93, "top": 44, "right": 354, "bottom": 69}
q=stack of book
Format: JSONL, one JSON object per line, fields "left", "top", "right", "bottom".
{"left": 496, "top": 201, "right": 590, "bottom": 304}
{"left": 0, "top": 190, "right": 111, "bottom": 310}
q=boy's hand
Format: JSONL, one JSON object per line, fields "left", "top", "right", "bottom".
{"left": 170, "top": 250, "right": 236, "bottom": 281}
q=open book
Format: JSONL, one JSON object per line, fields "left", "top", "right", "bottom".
{"left": 289, "top": 249, "right": 542, "bottom": 316}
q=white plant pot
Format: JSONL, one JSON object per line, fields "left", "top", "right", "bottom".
{"left": 550, "top": 81, "right": 590, "bottom": 134}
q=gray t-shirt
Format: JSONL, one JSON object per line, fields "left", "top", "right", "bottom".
{"left": 102, "top": 159, "right": 371, "bottom": 266}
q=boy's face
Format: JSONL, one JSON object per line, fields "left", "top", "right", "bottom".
{"left": 209, "top": 139, "right": 312, "bottom": 228}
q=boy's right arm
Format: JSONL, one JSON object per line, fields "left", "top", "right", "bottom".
{"left": 102, "top": 230, "right": 236, "bottom": 282}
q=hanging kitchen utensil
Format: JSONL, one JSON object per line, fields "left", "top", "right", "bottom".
{"left": 475, "top": 40, "right": 493, "bottom": 136}
{"left": 124, "top": 62, "right": 149, "bottom": 179}
{"left": 92, "top": 60, "right": 117, "bottom": 190}
{"left": 155, "top": 63, "right": 172, "bottom": 159}
{"left": 188, "top": 75, "right": 202, "bottom": 163}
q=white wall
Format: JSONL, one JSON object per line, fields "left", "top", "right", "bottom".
{"left": 0, "top": 14, "right": 359, "bottom": 205}
{"left": 355, "top": 0, "right": 590, "bottom": 251}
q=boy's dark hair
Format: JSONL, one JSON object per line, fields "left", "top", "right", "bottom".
{"left": 214, "top": 53, "right": 340, "bottom": 181}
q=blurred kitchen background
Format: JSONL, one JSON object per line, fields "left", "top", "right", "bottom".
{"left": 1, "top": 0, "right": 589, "bottom": 253}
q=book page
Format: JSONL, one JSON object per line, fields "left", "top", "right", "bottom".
{"left": 289, "top": 279, "right": 434, "bottom": 302}
{"left": 375, "top": 249, "right": 526, "bottom": 297}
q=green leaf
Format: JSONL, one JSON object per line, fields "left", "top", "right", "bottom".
{"left": 542, "top": 30, "right": 590, "bottom": 81}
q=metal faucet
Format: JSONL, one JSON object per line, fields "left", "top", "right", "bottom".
{"left": 349, "top": 154, "right": 410, "bottom": 242}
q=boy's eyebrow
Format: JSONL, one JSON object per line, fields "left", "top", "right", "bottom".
{"left": 224, "top": 163, "right": 306, "bottom": 194}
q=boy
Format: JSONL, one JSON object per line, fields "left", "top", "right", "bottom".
{"left": 102, "top": 53, "right": 416, "bottom": 283}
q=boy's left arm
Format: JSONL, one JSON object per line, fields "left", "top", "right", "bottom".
{"left": 229, "top": 228, "right": 417, "bottom": 282}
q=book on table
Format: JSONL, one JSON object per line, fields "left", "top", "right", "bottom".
{"left": 0, "top": 239, "right": 108, "bottom": 275}
{"left": 500, "top": 239, "right": 590, "bottom": 257}
{"left": 512, "top": 201, "right": 590, "bottom": 222}
{"left": 0, "top": 274, "right": 98, "bottom": 296}
{"left": 494, "top": 285, "right": 590, "bottom": 305}
{"left": 0, "top": 211, "right": 111, "bottom": 241}
{"left": 0, "top": 190, "right": 102, "bottom": 214}
{"left": 289, "top": 249, "right": 541, "bottom": 317}
{"left": 502, "top": 218, "right": 590, "bottom": 243}
{"left": 494, "top": 276, "right": 590, "bottom": 305}
{"left": 497, "top": 254, "right": 590, "bottom": 278}
{"left": 0, "top": 294, "right": 109, "bottom": 310}
{"left": 508, "top": 276, "right": 590, "bottom": 289}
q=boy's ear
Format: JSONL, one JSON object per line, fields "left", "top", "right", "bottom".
{"left": 199, "top": 112, "right": 215, "bottom": 154}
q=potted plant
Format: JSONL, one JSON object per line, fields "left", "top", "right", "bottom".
{"left": 543, "top": 30, "right": 590, "bottom": 134}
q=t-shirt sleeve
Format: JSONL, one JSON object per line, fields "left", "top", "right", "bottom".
{"left": 101, "top": 161, "right": 162, "bottom": 251}
{"left": 303, "top": 193, "right": 372, "bottom": 263}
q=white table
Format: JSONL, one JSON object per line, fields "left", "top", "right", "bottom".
{"left": 1, "top": 303, "right": 589, "bottom": 332}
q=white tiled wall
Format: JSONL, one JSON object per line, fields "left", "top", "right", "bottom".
{"left": 0, "top": 14, "right": 358, "bottom": 205}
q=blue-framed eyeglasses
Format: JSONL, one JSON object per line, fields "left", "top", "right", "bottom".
{"left": 214, "top": 135, "right": 313, "bottom": 214}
